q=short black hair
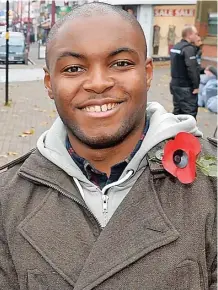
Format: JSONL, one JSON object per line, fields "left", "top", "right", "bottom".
{"left": 45, "top": 2, "right": 147, "bottom": 69}
{"left": 182, "top": 25, "right": 196, "bottom": 38}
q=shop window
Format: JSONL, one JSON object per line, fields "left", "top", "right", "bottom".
{"left": 208, "top": 13, "right": 217, "bottom": 36}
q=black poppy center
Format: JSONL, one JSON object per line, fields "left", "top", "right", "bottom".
{"left": 173, "top": 150, "right": 188, "bottom": 168}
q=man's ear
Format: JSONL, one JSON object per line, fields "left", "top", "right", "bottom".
{"left": 43, "top": 66, "right": 54, "bottom": 99}
{"left": 145, "top": 57, "right": 153, "bottom": 91}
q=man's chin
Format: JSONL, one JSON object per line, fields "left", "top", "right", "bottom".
{"left": 66, "top": 120, "right": 136, "bottom": 150}
{"left": 79, "top": 134, "right": 126, "bottom": 150}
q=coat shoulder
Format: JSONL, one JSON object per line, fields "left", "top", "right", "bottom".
{"left": 197, "top": 137, "right": 217, "bottom": 197}
{"left": 199, "top": 137, "right": 217, "bottom": 156}
{"left": 0, "top": 149, "right": 36, "bottom": 188}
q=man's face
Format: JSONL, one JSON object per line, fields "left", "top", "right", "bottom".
{"left": 45, "top": 14, "right": 152, "bottom": 149}
{"left": 189, "top": 27, "right": 198, "bottom": 44}
{"left": 205, "top": 67, "right": 213, "bottom": 77}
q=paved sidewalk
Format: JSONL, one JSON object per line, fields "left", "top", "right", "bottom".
{"left": 0, "top": 67, "right": 216, "bottom": 166}
{"left": 0, "top": 80, "right": 56, "bottom": 166}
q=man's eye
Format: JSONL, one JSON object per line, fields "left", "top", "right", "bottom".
{"left": 64, "top": 66, "right": 84, "bottom": 73}
{"left": 113, "top": 61, "right": 132, "bottom": 67}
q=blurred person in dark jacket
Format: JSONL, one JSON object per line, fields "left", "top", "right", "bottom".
{"left": 170, "top": 25, "right": 200, "bottom": 119}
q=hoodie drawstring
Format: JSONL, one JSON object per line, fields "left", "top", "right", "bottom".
{"left": 73, "top": 177, "right": 85, "bottom": 199}
{"left": 102, "top": 170, "right": 134, "bottom": 194}
{"left": 73, "top": 169, "right": 134, "bottom": 199}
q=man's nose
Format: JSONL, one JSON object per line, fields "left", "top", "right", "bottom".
{"left": 83, "top": 67, "right": 115, "bottom": 94}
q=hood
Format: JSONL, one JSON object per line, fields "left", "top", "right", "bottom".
{"left": 200, "top": 74, "right": 216, "bottom": 85}
{"left": 37, "top": 102, "right": 202, "bottom": 184}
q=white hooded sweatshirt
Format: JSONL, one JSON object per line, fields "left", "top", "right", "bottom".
{"left": 37, "top": 102, "right": 202, "bottom": 227}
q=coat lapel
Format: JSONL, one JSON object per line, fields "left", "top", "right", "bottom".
{"left": 18, "top": 150, "right": 86, "bottom": 206}
{"left": 17, "top": 151, "right": 97, "bottom": 287}
{"left": 74, "top": 168, "right": 179, "bottom": 290}
{"left": 18, "top": 188, "right": 97, "bottom": 287}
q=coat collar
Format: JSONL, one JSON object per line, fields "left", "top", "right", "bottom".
{"left": 18, "top": 149, "right": 86, "bottom": 206}
{"left": 17, "top": 150, "right": 179, "bottom": 289}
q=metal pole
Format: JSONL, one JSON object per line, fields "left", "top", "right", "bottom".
{"left": 20, "top": 0, "right": 22, "bottom": 31}
{"left": 5, "top": 0, "right": 9, "bottom": 106}
{"left": 51, "top": 1, "right": 56, "bottom": 27}
{"left": 27, "top": 0, "right": 31, "bottom": 52}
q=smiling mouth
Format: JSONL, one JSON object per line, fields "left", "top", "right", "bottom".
{"left": 81, "top": 102, "right": 121, "bottom": 113}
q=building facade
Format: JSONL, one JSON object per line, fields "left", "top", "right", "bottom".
{"left": 93, "top": 0, "right": 197, "bottom": 57}
{"left": 195, "top": 0, "right": 217, "bottom": 63}
{"left": 152, "top": 5, "right": 196, "bottom": 57}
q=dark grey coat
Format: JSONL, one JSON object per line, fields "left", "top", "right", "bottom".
{"left": 0, "top": 139, "right": 216, "bottom": 290}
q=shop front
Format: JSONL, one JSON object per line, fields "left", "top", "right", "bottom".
{"left": 103, "top": 0, "right": 196, "bottom": 58}
{"left": 152, "top": 5, "right": 196, "bottom": 57}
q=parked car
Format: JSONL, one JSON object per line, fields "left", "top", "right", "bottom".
{"left": 0, "top": 32, "right": 28, "bottom": 64}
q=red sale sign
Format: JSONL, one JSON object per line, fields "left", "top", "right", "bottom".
{"left": 154, "top": 9, "right": 195, "bottom": 17}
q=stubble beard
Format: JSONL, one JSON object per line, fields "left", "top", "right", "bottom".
{"left": 62, "top": 109, "right": 146, "bottom": 150}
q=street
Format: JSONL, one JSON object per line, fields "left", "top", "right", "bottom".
{"left": 0, "top": 43, "right": 217, "bottom": 166}
{"left": 0, "top": 43, "right": 44, "bottom": 82}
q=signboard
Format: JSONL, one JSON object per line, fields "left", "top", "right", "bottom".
{"left": 154, "top": 8, "right": 195, "bottom": 17}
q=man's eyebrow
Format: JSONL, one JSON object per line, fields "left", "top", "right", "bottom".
{"left": 56, "top": 51, "right": 86, "bottom": 61}
{"left": 109, "top": 47, "right": 138, "bottom": 57}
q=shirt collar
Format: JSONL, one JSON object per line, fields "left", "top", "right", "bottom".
{"left": 66, "top": 118, "right": 149, "bottom": 187}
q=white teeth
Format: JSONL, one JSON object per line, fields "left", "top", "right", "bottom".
{"left": 89, "top": 106, "right": 95, "bottom": 112}
{"left": 83, "top": 103, "right": 119, "bottom": 112}
{"left": 95, "top": 106, "right": 101, "bottom": 112}
{"left": 101, "top": 104, "right": 107, "bottom": 112}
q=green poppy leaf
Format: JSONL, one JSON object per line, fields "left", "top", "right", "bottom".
{"left": 197, "top": 156, "right": 217, "bottom": 166}
{"left": 207, "top": 165, "right": 218, "bottom": 177}
{"left": 196, "top": 155, "right": 217, "bottom": 177}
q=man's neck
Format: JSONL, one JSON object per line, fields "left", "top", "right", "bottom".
{"left": 67, "top": 122, "right": 145, "bottom": 176}
{"left": 183, "top": 38, "right": 190, "bottom": 43}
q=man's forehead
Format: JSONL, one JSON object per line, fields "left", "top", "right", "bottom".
{"left": 46, "top": 11, "right": 147, "bottom": 68}
{"left": 52, "top": 15, "right": 143, "bottom": 51}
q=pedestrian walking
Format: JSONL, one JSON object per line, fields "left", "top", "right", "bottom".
{"left": 0, "top": 3, "right": 216, "bottom": 290}
{"left": 170, "top": 25, "right": 200, "bottom": 118}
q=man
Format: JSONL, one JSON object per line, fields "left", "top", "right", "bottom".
{"left": 170, "top": 25, "right": 200, "bottom": 118}
{"left": 0, "top": 3, "right": 216, "bottom": 289}
{"left": 193, "top": 35, "right": 205, "bottom": 74}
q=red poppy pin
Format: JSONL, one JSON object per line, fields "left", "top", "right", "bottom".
{"left": 162, "top": 132, "right": 201, "bottom": 184}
